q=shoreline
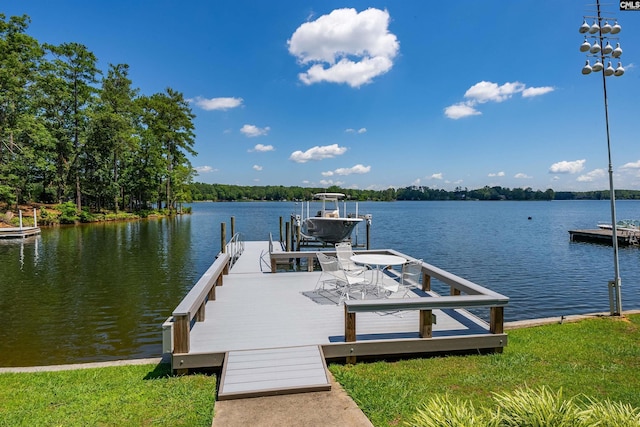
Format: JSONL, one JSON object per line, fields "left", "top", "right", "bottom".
{"left": 2, "top": 310, "right": 638, "bottom": 374}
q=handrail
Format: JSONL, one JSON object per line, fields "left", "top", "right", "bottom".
{"left": 344, "top": 294, "right": 508, "bottom": 313}
{"left": 269, "top": 248, "right": 503, "bottom": 297}
{"left": 343, "top": 291, "right": 508, "bottom": 363}
{"left": 226, "top": 232, "right": 244, "bottom": 268}
{"left": 172, "top": 252, "right": 230, "bottom": 355}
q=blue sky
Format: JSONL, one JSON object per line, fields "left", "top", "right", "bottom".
{"left": 5, "top": 1, "right": 640, "bottom": 191}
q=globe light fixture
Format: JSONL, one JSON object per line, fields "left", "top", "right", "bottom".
{"left": 579, "top": 0, "right": 624, "bottom": 316}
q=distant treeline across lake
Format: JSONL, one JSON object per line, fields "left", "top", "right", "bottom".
{"left": 189, "top": 182, "right": 640, "bottom": 202}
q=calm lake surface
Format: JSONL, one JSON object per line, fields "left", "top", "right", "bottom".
{"left": 2, "top": 200, "right": 639, "bottom": 367}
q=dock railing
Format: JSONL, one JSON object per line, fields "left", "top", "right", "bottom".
{"left": 268, "top": 248, "right": 508, "bottom": 362}
{"left": 169, "top": 251, "right": 230, "bottom": 363}
{"left": 343, "top": 295, "right": 508, "bottom": 363}
{"left": 225, "top": 232, "right": 244, "bottom": 269}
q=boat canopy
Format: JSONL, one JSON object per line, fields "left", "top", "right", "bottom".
{"left": 313, "top": 192, "right": 345, "bottom": 200}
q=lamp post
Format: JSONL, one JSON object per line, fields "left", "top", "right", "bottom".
{"left": 579, "top": 0, "right": 624, "bottom": 316}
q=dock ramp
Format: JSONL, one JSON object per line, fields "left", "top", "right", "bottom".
{"left": 217, "top": 345, "right": 331, "bottom": 400}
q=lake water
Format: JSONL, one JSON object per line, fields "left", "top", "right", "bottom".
{"left": 1, "top": 200, "right": 639, "bottom": 367}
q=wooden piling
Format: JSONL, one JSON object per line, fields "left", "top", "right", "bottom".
{"left": 221, "top": 222, "right": 226, "bottom": 254}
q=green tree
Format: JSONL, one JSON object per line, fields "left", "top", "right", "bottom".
{"left": 140, "top": 88, "right": 196, "bottom": 213}
{"left": 85, "top": 63, "right": 139, "bottom": 211}
{"left": 40, "top": 42, "right": 99, "bottom": 209}
{"left": 0, "top": 14, "right": 51, "bottom": 206}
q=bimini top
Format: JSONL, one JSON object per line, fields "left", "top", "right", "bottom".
{"left": 313, "top": 192, "right": 345, "bottom": 200}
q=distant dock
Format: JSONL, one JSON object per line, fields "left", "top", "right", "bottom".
{"left": 0, "top": 226, "right": 41, "bottom": 239}
{"left": 568, "top": 228, "right": 639, "bottom": 246}
{"left": 0, "top": 208, "right": 41, "bottom": 239}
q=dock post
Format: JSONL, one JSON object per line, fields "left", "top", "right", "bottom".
{"left": 422, "top": 274, "right": 431, "bottom": 292}
{"left": 419, "top": 309, "right": 433, "bottom": 338}
{"left": 490, "top": 306, "right": 505, "bottom": 354}
{"left": 230, "top": 216, "right": 235, "bottom": 237}
{"left": 345, "top": 305, "right": 356, "bottom": 364}
{"left": 33, "top": 208, "right": 37, "bottom": 228}
{"left": 19, "top": 210, "right": 23, "bottom": 230}
{"left": 285, "top": 222, "right": 291, "bottom": 251}
{"left": 221, "top": 222, "right": 226, "bottom": 254}
{"left": 279, "top": 216, "right": 283, "bottom": 245}
{"left": 365, "top": 215, "right": 371, "bottom": 250}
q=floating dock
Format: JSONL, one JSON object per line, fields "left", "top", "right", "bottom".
{"left": 164, "top": 237, "right": 509, "bottom": 400}
{"left": 568, "top": 228, "right": 639, "bottom": 246}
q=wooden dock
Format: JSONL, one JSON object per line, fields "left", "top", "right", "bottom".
{"left": 569, "top": 228, "right": 639, "bottom": 246}
{"left": 165, "top": 239, "right": 508, "bottom": 399}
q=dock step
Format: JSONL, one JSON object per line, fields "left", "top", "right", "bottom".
{"left": 217, "top": 345, "right": 331, "bottom": 401}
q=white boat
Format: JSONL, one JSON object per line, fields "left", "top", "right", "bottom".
{"left": 300, "top": 193, "right": 363, "bottom": 244}
{"left": 597, "top": 219, "right": 640, "bottom": 233}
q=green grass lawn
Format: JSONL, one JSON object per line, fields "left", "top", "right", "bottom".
{"left": 1, "top": 315, "right": 638, "bottom": 427}
{"left": 329, "top": 314, "right": 640, "bottom": 427}
{"left": 0, "top": 363, "right": 216, "bottom": 427}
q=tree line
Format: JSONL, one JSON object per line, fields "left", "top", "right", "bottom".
{"left": 189, "top": 183, "right": 640, "bottom": 202}
{"left": 0, "top": 14, "right": 196, "bottom": 213}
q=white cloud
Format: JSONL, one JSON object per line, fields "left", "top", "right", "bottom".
{"left": 445, "top": 81, "right": 553, "bottom": 120}
{"left": 194, "top": 166, "right": 217, "bottom": 174}
{"left": 549, "top": 159, "right": 586, "bottom": 174}
{"left": 190, "top": 96, "right": 243, "bottom": 111}
{"left": 252, "top": 165, "right": 263, "bottom": 171}
{"left": 522, "top": 86, "right": 555, "bottom": 98}
{"left": 465, "top": 81, "right": 526, "bottom": 104}
{"left": 288, "top": 8, "right": 399, "bottom": 88}
{"left": 289, "top": 143, "right": 347, "bottom": 163}
{"left": 249, "top": 144, "right": 274, "bottom": 152}
{"left": 577, "top": 169, "right": 605, "bottom": 182}
{"left": 444, "top": 102, "right": 481, "bottom": 119}
{"left": 324, "top": 164, "right": 371, "bottom": 176}
{"left": 346, "top": 127, "right": 367, "bottom": 134}
{"left": 621, "top": 160, "right": 640, "bottom": 169}
{"left": 411, "top": 178, "right": 421, "bottom": 186}
{"left": 514, "top": 173, "right": 532, "bottom": 179}
{"left": 430, "top": 173, "right": 443, "bottom": 180}
{"left": 488, "top": 171, "right": 505, "bottom": 177}
{"left": 240, "top": 124, "right": 270, "bottom": 137}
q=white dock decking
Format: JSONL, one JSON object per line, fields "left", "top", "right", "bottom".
{"left": 169, "top": 240, "right": 508, "bottom": 399}
{"left": 218, "top": 345, "right": 330, "bottom": 400}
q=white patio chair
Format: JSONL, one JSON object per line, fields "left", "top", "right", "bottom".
{"left": 335, "top": 242, "right": 368, "bottom": 275}
{"left": 316, "top": 252, "right": 368, "bottom": 304}
{"left": 382, "top": 258, "right": 422, "bottom": 298}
